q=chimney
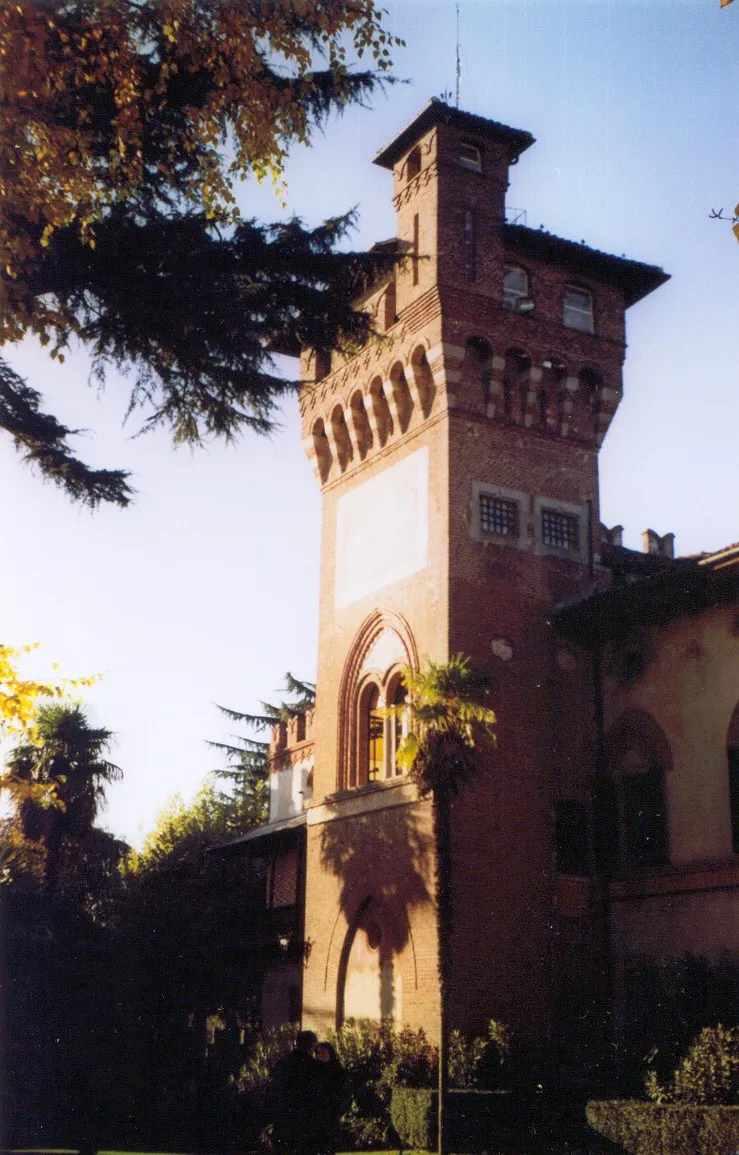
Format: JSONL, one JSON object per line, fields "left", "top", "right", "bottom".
{"left": 601, "top": 523, "right": 624, "bottom": 547}
{"left": 642, "top": 529, "right": 675, "bottom": 559}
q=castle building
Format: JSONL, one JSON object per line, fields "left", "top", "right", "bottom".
{"left": 233, "top": 100, "right": 739, "bottom": 1066}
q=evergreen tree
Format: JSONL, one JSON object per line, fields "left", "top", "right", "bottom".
{"left": 0, "top": 2, "right": 400, "bottom": 505}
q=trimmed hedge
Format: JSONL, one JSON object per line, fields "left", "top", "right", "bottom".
{"left": 391, "top": 1087, "right": 514, "bottom": 1151}
{"left": 586, "top": 1099, "right": 739, "bottom": 1154}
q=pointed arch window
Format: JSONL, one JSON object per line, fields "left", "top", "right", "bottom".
{"left": 389, "top": 677, "right": 409, "bottom": 776}
{"left": 367, "top": 685, "right": 385, "bottom": 782}
{"left": 596, "top": 711, "right": 670, "bottom": 872}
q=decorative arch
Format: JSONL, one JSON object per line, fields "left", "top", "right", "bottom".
{"left": 601, "top": 709, "right": 671, "bottom": 870}
{"left": 460, "top": 336, "right": 493, "bottom": 410}
{"left": 337, "top": 610, "right": 419, "bottom": 791}
{"left": 503, "top": 347, "right": 531, "bottom": 423}
{"left": 336, "top": 894, "right": 406, "bottom": 1026}
{"left": 408, "top": 343, "right": 436, "bottom": 416}
{"left": 388, "top": 361, "right": 413, "bottom": 434}
{"left": 369, "top": 375, "right": 393, "bottom": 447}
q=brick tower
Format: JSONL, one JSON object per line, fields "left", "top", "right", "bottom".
{"left": 297, "top": 100, "right": 667, "bottom": 1058}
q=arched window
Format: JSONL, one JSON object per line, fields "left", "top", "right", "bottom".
{"left": 366, "top": 685, "right": 385, "bottom": 782}
{"left": 597, "top": 711, "right": 670, "bottom": 872}
{"left": 388, "top": 677, "right": 409, "bottom": 776}
{"left": 338, "top": 611, "right": 419, "bottom": 791}
{"left": 727, "top": 703, "right": 739, "bottom": 854}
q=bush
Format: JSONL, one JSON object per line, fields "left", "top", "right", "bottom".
{"left": 237, "top": 1023, "right": 298, "bottom": 1097}
{"left": 391, "top": 1087, "right": 515, "bottom": 1152}
{"left": 621, "top": 954, "right": 739, "bottom": 1090}
{"left": 645, "top": 1025, "right": 739, "bottom": 1106}
{"left": 325, "top": 1017, "right": 510, "bottom": 1149}
{"left": 586, "top": 1099, "right": 739, "bottom": 1154}
{"left": 233, "top": 1017, "right": 511, "bottom": 1150}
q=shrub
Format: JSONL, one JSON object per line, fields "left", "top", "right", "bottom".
{"left": 586, "top": 1100, "right": 739, "bottom": 1154}
{"left": 391, "top": 1087, "right": 515, "bottom": 1152}
{"left": 645, "top": 1025, "right": 739, "bottom": 1106}
{"left": 237, "top": 1023, "right": 298, "bottom": 1097}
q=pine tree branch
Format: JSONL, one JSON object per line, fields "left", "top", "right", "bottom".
{"left": 0, "top": 359, "right": 132, "bottom": 507}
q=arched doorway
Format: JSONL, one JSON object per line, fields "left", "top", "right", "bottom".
{"left": 338, "top": 897, "right": 402, "bottom": 1024}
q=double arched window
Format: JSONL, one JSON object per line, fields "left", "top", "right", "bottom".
{"left": 357, "top": 673, "right": 409, "bottom": 786}
{"left": 338, "top": 612, "right": 419, "bottom": 792}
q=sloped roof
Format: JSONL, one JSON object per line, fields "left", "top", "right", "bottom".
{"left": 555, "top": 544, "right": 739, "bottom": 647}
{"left": 373, "top": 98, "right": 535, "bottom": 170}
{"left": 504, "top": 225, "right": 669, "bottom": 307}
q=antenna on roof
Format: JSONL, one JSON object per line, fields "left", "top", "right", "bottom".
{"left": 455, "top": 0, "right": 461, "bottom": 108}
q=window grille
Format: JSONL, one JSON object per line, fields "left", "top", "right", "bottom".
{"left": 480, "top": 494, "right": 519, "bottom": 537}
{"left": 542, "top": 508, "right": 580, "bottom": 551}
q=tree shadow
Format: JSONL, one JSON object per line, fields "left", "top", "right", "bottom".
{"left": 318, "top": 792, "right": 433, "bottom": 1019}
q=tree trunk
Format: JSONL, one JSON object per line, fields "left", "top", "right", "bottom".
{"left": 433, "top": 779, "right": 453, "bottom": 1155}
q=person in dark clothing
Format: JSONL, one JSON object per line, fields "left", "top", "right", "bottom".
{"left": 269, "top": 1030, "right": 319, "bottom": 1155}
{"left": 313, "top": 1043, "right": 351, "bottom": 1155}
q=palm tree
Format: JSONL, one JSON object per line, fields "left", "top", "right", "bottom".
{"left": 395, "top": 655, "right": 497, "bottom": 1155}
{"left": 5, "top": 702, "right": 121, "bottom": 892}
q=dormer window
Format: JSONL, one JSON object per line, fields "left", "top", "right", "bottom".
{"left": 563, "top": 286, "right": 594, "bottom": 333}
{"left": 503, "top": 265, "right": 529, "bottom": 310}
{"left": 459, "top": 142, "right": 482, "bottom": 172}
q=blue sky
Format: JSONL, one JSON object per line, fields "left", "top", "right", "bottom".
{"left": 2, "top": 0, "right": 738, "bottom": 847}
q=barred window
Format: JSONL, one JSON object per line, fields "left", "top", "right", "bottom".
{"left": 542, "top": 508, "right": 580, "bottom": 551}
{"left": 480, "top": 494, "right": 519, "bottom": 537}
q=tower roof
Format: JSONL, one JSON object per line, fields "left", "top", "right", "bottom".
{"left": 504, "top": 224, "right": 670, "bottom": 307}
{"left": 373, "top": 98, "right": 535, "bottom": 170}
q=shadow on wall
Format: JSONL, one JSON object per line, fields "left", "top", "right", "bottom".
{"left": 319, "top": 800, "right": 432, "bottom": 1023}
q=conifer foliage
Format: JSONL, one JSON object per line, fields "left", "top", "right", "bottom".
{"left": 0, "top": 1, "right": 400, "bottom": 505}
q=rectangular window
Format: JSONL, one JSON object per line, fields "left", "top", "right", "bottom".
{"left": 503, "top": 265, "right": 528, "bottom": 310}
{"left": 459, "top": 143, "right": 481, "bottom": 172}
{"left": 729, "top": 749, "right": 739, "bottom": 854}
{"left": 463, "top": 208, "right": 475, "bottom": 282}
{"left": 542, "top": 508, "right": 580, "bottom": 552}
{"left": 412, "top": 213, "right": 419, "bottom": 286}
{"left": 480, "top": 494, "right": 519, "bottom": 537}
{"left": 563, "top": 287, "right": 594, "bottom": 332}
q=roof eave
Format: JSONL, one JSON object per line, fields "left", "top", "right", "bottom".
{"left": 373, "top": 99, "right": 535, "bottom": 171}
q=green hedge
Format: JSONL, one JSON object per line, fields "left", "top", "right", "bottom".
{"left": 391, "top": 1087, "right": 514, "bottom": 1151}
{"left": 586, "top": 1099, "right": 739, "bottom": 1154}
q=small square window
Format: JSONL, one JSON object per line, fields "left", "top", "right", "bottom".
{"left": 542, "top": 508, "right": 580, "bottom": 552}
{"left": 480, "top": 494, "right": 519, "bottom": 537}
{"left": 503, "top": 266, "right": 529, "bottom": 310}
{"left": 459, "top": 143, "right": 482, "bottom": 172}
{"left": 563, "top": 287, "right": 594, "bottom": 333}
